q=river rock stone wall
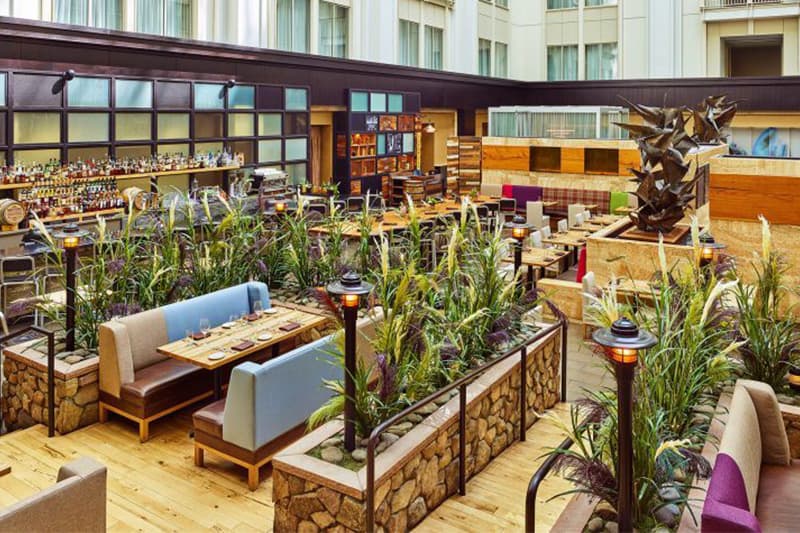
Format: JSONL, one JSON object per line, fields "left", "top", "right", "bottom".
{"left": 273, "top": 329, "right": 562, "bottom": 532}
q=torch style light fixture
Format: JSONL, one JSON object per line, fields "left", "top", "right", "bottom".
{"left": 326, "top": 271, "right": 374, "bottom": 451}
{"left": 593, "top": 317, "right": 657, "bottom": 533}
{"left": 699, "top": 233, "right": 726, "bottom": 269}
{"left": 423, "top": 123, "right": 436, "bottom": 134}
{"left": 52, "top": 224, "right": 89, "bottom": 352}
{"left": 505, "top": 215, "right": 531, "bottom": 288}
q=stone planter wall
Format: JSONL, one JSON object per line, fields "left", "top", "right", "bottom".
{"left": 2, "top": 344, "right": 99, "bottom": 434}
{"left": 272, "top": 326, "right": 562, "bottom": 532}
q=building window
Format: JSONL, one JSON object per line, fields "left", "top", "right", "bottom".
{"left": 586, "top": 42, "right": 617, "bottom": 80}
{"left": 547, "top": 0, "right": 578, "bottom": 9}
{"left": 54, "top": 0, "right": 122, "bottom": 29}
{"left": 136, "top": 0, "right": 192, "bottom": 39}
{"left": 399, "top": 19, "right": 419, "bottom": 67}
{"left": 319, "top": 1, "right": 348, "bottom": 58}
{"left": 495, "top": 42, "right": 508, "bottom": 78}
{"left": 425, "top": 25, "right": 443, "bottom": 70}
{"left": 496, "top": 0, "right": 509, "bottom": 8}
{"left": 478, "top": 39, "right": 491, "bottom": 76}
{"left": 547, "top": 45, "right": 578, "bottom": 81}
{"left": 277, "top": 0, "right": 309, "bottom": 53}
{"left": 585, "top": 0, "right": 617, "bottom": 6}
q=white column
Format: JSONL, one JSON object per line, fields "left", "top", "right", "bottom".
{"left": 310, "top": 0, "right": 320, "bottom": 54}
{"left": 263, "top": 0, "right": 276, "bottom": 49}
{"left": 577, "top": 0, "right": 584, "bottom": 80}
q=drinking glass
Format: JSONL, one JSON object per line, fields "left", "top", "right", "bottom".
{"left": 253, "top": 301, "right": 263, "bottom": 315}
{"left": 199, "top": 318, "right": 211, "bottom": 337}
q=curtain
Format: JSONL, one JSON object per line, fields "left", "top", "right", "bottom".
{"left": 165, "top": 0, "right": 191, "bottom": 38}
{"left": 478, "top": 39, "right": 491, "bottom": 77}
{"left": 399, "top": 20, "right": 419, "bottom": 67}
{"left": 586, "top": 43, "right": 617, "bottom": 80}
{"left": 277, "top": 0, "right": 309, "bottom": 53}
{"left": 55, "top": 0, "right": 89, "bottom": 25}
{"left": 495, "top": 43, "right": 508, "bottom": 78}
{"left": 425, "top": 26, "right": 443, "bottom": 70}
{"left": 93, "top": 0, "right": 122, "bottom": 29}
{"left": 319, "top": 2, "right": 347, "bottom": 58}
{"left": 136, "top": 0, "right": 163, "bottom": 34}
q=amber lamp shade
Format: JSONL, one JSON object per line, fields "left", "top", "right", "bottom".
{"left": 592, "top": 317, "right": 657, "bottom": 366}
{"left": 699, "top": 233, "right": 725, "bottom": 265}
{"left": 505, "top": 215, "right": 531, "bottom": 243}
{"left": 63, "top": 236, "right": 80, "bottom": 249}
{"left": 342, "top": 294, "right": 360, "bottom": 308}
{"left": 275, "top": 201, "right": 287, "bottom": 213}
{"left": 609, "top": 347, "right": 638, "bottom": 365}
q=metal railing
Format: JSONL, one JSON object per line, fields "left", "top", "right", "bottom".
{"left": 0, "top": 326, "right": 56, "bottom": 437}
{"left": 703, "top": 0, "right": 787, "bottom": 8}
{"left": 525, "top": 433, "right": 577, "bottom": 532}
{"left": 364, "top": 317, "right": 568, "bottom": 533}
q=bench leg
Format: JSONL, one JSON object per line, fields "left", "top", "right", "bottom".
{"left": 248, "top": 466, "right": 259, "bottom": 491}
{"left": 98, "top": 404, "right": 108, "bottom": 423}
{"left": 194, "top": 445, "right": 204, "bottom": 467}
{"left": 139, "top": 420, "right": 150, "bottom": 442}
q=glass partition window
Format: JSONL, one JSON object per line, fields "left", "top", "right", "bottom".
{"left": 285, "top": 113, "right": 308, "bottom": 135}
{"left": 285, "top": 137, "right": 307, "bottom": 161}
{"left": 14, "top": 112, "right": 61, "bottom": 145}
{"left": 351, "top": 92, "right": 368, "bottom": 113}
{"left": 13, "top": 74, "right": 62, "bottom": 107}
{"left": 116, "top": 79, "right": 153, "bottom": 108}
{"left": 547, "top": 45, "right": 578, "bottom": 81}
{"left": 195, "top": 113, "right": 224, "bottom": 138}
{"left": 228, "top": 114, "right": 255, "bottom": 137}
{"left": 68, "top": 113, "right": 110, "bottom": 143}
{"left": 116, "top": 144, "right": 153, "bottom": 159}
{"left": 195, "top": 141, "right": 223, "bottom": 154}
{"left": 319, "top": 1, "right": 348, "bottom": 58}
{"left": 258, "top": 139, "right": 282, "bottom": 163}
{"left": 69, "top": 146, "right": 109, "bottom": 162}
{"left": 425, "top": 26, "right": 444, "bottom": 70}
{"left": 158, "top": 143, "right": 189, "bottom": 155}
{"left": 285, "top": 162, "right": 307, "bottom": 185}
{"left": 388, "top": 94, "right": 403, "bottom": 113}
{"left": 156, "top": 81, "right": 191, "bottom": 109}
{"left": 68, "top": 77, "right": 110, "bottom": 108}
{"left": 402, "top": 133, "right": 414, "bottom": 153}
{"left": 277, "top": 0, "right": 309, "bottom": 53}
{"left": 399, "top": 20, "right": 419, "bottom": 67}
{"left": 228, "top": 140, "right": 254, "bottom": 163}
{"left": 259, "top": 113, "right": 282, "bottom": 136}
{"left": 0, "top": 73, "right": 6, "bottom": 107}
{"left": 370, "top": 93, "right": 386, "bottom": 113}
{"left": 195, "top": 83, "right": 225, "bottom": 110}
{"left": 14, "top": 149, "right": 61, "bottom": 165}
{"left": 586, "top": 42, "right": 618, "bottom": 80}
{"left": 228, "top": 85, "right": 255, "bottom": 109}
{"left": 285, "top": 88, "right": 308, "bottom": 111}
{"left": 157, "top": 113, "right": 190, "bottom": 140}
{"left": 116, "top": 113, "right": 152, "bottom": 141}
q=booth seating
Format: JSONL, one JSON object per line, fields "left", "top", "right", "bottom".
{"left": 480, "top": 183, "right": 503, "bottom": 198}
{"left": 98, "top": 282, "right": 271, "bottom": 442}
{"left": 192, "top": 309, "right": 383, "bottom": 490}
{"left": 526, "top": 201, "right": 551, "bottom": 230}
{"left": 0, "top": 457, "right": 106, "bottom": 532}
{"left": 701, "top": 380, "right": 799, "bottom": 532}
{"left": 497, "top": 184, "right": 616, "bottom": 217}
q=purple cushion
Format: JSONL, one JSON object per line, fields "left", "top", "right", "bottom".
{"left": 702, "top": 453, "right": 761, "bottom": 532}
{"left": 511, "top": 185, "right": 542, "bottom": 207}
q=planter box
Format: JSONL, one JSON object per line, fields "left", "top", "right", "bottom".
{"left": 272, "top": 326, "right": 563, "bottom": 532}
{"left": 2, "top": 343, "right": 99, "bottom": 434}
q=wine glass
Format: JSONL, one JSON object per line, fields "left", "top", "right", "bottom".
{"left": 253, "top": 301, "right": 263, "bottom": 316}
{"left": 199, "top": 318, "right": 211, "bottom": 338}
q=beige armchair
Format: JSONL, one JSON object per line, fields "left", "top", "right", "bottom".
{"left": 0, "top": 456, "right": 107, "bottom": 532}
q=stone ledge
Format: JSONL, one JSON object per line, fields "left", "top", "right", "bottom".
{"left": 3, "top": 342, "right": 98, "bottom": 380}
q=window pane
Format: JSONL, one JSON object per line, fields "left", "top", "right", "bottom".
{"left": 277, "top": 0, "right": 309, "bottom": 53}
{"left": 68, "top": 77, "right": 110, "bottom": 107}
{"left": 402, "top": 133, "right": 414, "bottom": 153}
{"left": 258, "top": 139, "right": 281, "bottom": 162}
{"left": 478, "top": 39, "right": 491, "bottom": 77}
{"left": 285, "top": 162, "right": 307, "bottom": 185}
{"left": 0, "top": 112, "right": 5, "bottom": 145}
{"left": 116, "top": 144, "right": 153, "bottom": 159}
{"left": 285, "top": 137, "right": 307, "bottom": 161}
{"left": 136, "top": 0, "right": 163, "bottom": 34}
{"left": 69, "top": 112, "right": 109, "bottom": 142}
{"left": 285, "top": 113, "right": 308, "bottom": 135}
{"left": 259, "top": 113, "right": 282, "bottom": 136}
{"left": 586, "top": 43, "right": 617, "bottom": 80}
{"left": 377, "top": 134, "right": 386, "bottom": 155}
{"left": 195, "top": 141, "right": 223, "bottom": 154}
{"left": 425, "top": 26, "right": 443, "bottom": 70}
{"left": 0, "top": 152, "right": 5, "bottom": 166}
{"left": 228, "top": 85, "right": 255, "bottom": 109}
{"left": 69, "top": 145, "right": 109, "bottom": 162}
{"left": 116, "top": 80, "right": 153, "bottom": 108}
{"left": 370, "top": 93, "right": 386, "bottom": 113}
{"left": 55, "top": 0, "right": 88, "bottom": 25}
{"left": 13, "top": 74, "right": 62, "bottom": 107}
{"left": 399, "top": 20, "right": 419, "bottom": 67}
{"left": 14, "top": 149, "right": 61, "bottom": 165}
{"left": 495, "top": 42, "right": 508, "bottom": 78}
{"left": 158, "top": 143, "right": 189, "bottom": 155}
{"left": 351, "top": 92, "right": 368, "bottom": 112}
{"left": 116, "top": 113, "right": 152, "bottom": 141}
{"left": 319, "top": 1, "right": 348, "bottom": 58}
{"left": 195, "top": 113, "right": 224, "bottom": 139}
{"left": 0, "top": 73, "right": 6, "bottom": 107}
{"left": 257, "top": 86, "right": 283, "bottom": 109}
{"left": 14, "top": 112, "right": 61, "bottom": 144}
{"left": 93, "top": 0, "right": 122, "bottom": 29}
{"left": 285, "top": 88, "right": 308, "bottom": 111}
{"left": 229, "top": 140, "right": 254, "bottom": 164}
{"left": 157, "top": 113, "right": 189, "bottom": 139}
{"left": 156, "top": 81, "right": 191, "bottom": 108}
{"left": 228, "top": 114, "right": 254, "bottom": 137}
{"left": 195, "top": 83, "right": 225, "bottom": 109}
{"left": 165, "top": 0, "right": 192, "bottom": 38}
{"left": 388, "top": 94, "right": 403, "bottom": 113}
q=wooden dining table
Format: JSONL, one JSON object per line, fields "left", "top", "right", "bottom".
{"left": 543, "top": 230, "right": 591, "bottom": 249}
{"left": 157, "top": 303, "right": 330, "bottom": 399}
{"left": 503, "top": 246, "right": 570, "bottom": 289}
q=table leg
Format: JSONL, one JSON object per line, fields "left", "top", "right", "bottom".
{"left": 527, "top": 265, "right": 534, "bottom": 292}
{"left": 213, "top": 370, "right": 221, "bottom": 401}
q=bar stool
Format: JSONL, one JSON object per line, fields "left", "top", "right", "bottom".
{"left": 347, "top": 196, "right": 365, "bottom": 212}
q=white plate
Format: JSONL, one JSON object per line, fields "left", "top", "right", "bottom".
{"left": 264, "top": 308, "right": 279, "bottom": 315}
{"left": 221, "top": 322, "right": 237, "bottom": 329}
{"left": 257, "top": 333, "right": 273, "bottom": 342}
{"left": 208, "top": 352, "right": 226, "bottom": 361}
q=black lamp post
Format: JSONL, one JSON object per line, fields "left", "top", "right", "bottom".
{"left": 53, "top": 224, "right": 89, "bottom": 352}
{"left": 592, "top": 317, "right": 657, "bottom": 533}
{"left": 326, "top": 271, "right": 373, "bottom": 451}
{"left": 699, "top": 233, "right": 726, "bottom": 270}
{"left": 505, "top": 215, "right": 531, "bottom": 288}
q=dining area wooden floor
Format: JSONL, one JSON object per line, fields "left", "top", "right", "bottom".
{"left": 0, "top": 402, "right": 576, "bottom": 532}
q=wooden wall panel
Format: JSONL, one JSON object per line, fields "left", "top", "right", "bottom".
{"left": 709, "top": 173, "right": 800, "bottom": 224}
{"left": 560, "top": 148, "right": 585, "bottom": 174}
{"left": 481, "top": 145, "right": 530, "bottom": 171}
{"left": 618, "top": 149, "right": 640, "bottom": 175}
